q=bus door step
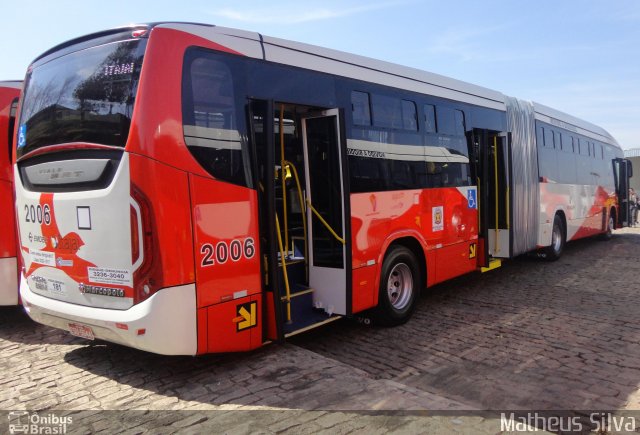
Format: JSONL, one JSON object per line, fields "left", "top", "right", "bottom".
{"left": 284, "top": 316, "right": 341, "bottom": 338}
{"left": 282, "top": 287, "right": 338, "bottom": 336}
{"left": 480, "top": 259, "right": 502, "bottom": 273}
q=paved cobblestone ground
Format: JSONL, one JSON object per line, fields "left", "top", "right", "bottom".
{"left": 1, "top": 228, "right": 639, "bottom": 433}
{"left": 295, "top": 227, "right": 640, "bottom": 411}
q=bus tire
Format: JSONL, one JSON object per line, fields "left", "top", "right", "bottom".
{"left": 544, "top": 214, "right": 565, "bottom": 261}
{"left": 373, "top": 246, "right": 420, "bottom": 326}
{"left": 598, "top": 212, "right": 614, "bottom": 241}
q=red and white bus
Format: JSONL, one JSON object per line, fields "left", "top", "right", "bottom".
{"left": 0, "top": 81, "right": 21, "bottom": 306}
{"left": 14, "top": 24, "right": 632, "bottom": 355}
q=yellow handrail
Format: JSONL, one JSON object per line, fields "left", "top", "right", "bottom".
{"left": 306, "top": 199, "right": 346, "bottom": 245}
{"left": 279, "top": 105, "right": 289, "bottom": 252}
{"left": 283, "top": 160, "right": 308, "bottom": 278}
{"left": 275, "top": 215, "right": 291, "bottom": 322}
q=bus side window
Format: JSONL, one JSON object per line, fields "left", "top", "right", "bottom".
{"left": 579, "top": 138, "right": 589, "bottom": 156}
{"left": 454, "top": 109, "right": 465, "bottom": 136}
{"left": 436, "top": 106, "right": 455, "bottom": 135}
{"left": 537, "top": 126, "right": 544, "bottom": 147}
{"left": 560, "top": 132, "right": 571, "bottom": 153}
{"left": 435, "top": 106, "right": 468, "bottom": 157}
{"left": 351, "top": 91, "right": 371, "bottom": 126}
{"left": 424, "top": 104, "right": 436, "bottom": 133}
{"left": 544, "top": 127, "right": 554, "bottom": 149}
{"left": 182, "top": 49, "right": 250, "bottom": 187}
{"left": 372, "top": 94, "right": 403, "bottom": 129}
{"left": 401, "top": 100, "right": 418, "bottom": 131}
{"left": 389, "top": 159, "right": 420, "bottom": 189}
{"left": 348, "top": 156, "right": 388, "bottom": 193}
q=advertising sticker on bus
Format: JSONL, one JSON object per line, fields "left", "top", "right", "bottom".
{"left": 432, "top": 206, "right": 444, "bottom": 232}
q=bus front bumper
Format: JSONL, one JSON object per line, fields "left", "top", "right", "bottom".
{"left": 20, "top": 276, "right": 197, "bottom": 355}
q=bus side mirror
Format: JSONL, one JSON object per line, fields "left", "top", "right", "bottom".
{"left": 628, "top": 160, "right": 633, "bottom": 178}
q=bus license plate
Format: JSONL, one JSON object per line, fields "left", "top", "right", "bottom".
{"left": 68, "top": 323, "right": 95, "bottom": 340}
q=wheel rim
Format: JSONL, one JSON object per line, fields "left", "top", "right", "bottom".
{"left": 552, "top": 222, "right": 562, "bottom": 252}
{"left": 387, "top": 263, "right": 413, "bottom": 310}
{"left": 608, "top": 216, "right": 614, "bottom": 234}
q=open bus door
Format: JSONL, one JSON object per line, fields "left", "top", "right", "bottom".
{"left": 614, "top": 158, "right": 633, "bottom": 227}
{"left": 301, "top": 109, "right": 349, "bottom": 317}
{"left": 248, "top": 102, "right": 347, "bottom": 342}
{"left": 468, "top": 129, "right": 512, "bottom": 270}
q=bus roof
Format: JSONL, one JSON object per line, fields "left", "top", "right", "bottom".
{"left": 26, "top": 22, "right": 621, "bottom": 149}
{"left": 158, "top": 23, "right": 620, "bottom": 148}
{"left": 533, "top": 102, "right": 619, "bottom": 148}
{"left": 158, "top": 22, "right": 507, "bottom": 111}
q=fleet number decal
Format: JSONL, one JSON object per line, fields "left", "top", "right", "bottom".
{"left": 201, "top": 237, "right": 255, "bottom": 267}
{"left": 24, "top": 204, "right": 51, "bottom": 225}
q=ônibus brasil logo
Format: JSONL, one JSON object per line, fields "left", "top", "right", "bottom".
{"left": 7, "top": 411, "right": 73, "bottom": 434}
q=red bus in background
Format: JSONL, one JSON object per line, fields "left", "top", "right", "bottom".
{"left": 0, "top": 81, "right": 21, "bottom": 306}
{"left": 14, "top": 24, "right": 631, "bottom": 355}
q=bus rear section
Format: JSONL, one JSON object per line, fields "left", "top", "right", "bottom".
{"left": 13, "top": 23, "right": 508, "bottom": 355}
{"left": 15, "top": 27, "right": 201, "bottom": 355}
{"left": 0, "top": 81, "right": 21, "bottom": 306}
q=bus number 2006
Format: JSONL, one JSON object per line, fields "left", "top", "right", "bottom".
{"left": 24, "top": 204, "right": 51, "bottom": 225}
{"left": 200, "top": 238, "right": 255, "bottom": 267}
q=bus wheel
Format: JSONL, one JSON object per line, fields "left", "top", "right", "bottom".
{"left": 373, "top": 246, "right": 420, "bottom": 326}
{"left": 544, "top": 214, "right": 565, "bottom": 261}
{"left": 599, "top": 213, "right": 614, "bottom": 241}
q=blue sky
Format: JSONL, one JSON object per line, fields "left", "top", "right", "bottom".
{"left": 1, "top": 0, "right": 638, "bottom": 149}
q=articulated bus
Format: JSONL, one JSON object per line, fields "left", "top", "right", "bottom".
{"left": 14, "top": 24, "right": 632, "bottom": 355}
{"left": 1, "top": 81, "right": 21, "bottom": 306}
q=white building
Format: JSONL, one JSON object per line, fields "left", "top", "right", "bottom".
{"left": 625, "top": 148, "right": 640, "bottom": 191}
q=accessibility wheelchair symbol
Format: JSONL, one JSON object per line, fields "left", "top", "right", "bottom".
{"left": 17, "top": 125, "right": 26, "bottom": 149}
{"left": 467, "top": 189, "right": 477, "bottom": 209}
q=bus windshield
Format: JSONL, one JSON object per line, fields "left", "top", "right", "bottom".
{"left": 17, "top": 38, "right": 146, "bottom": 158}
